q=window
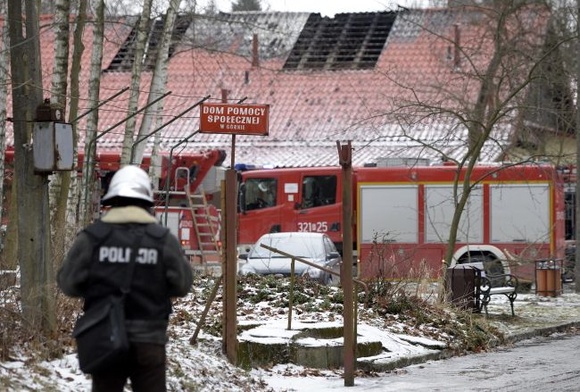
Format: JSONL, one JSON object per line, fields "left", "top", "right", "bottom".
{"left": 424, "top": 185, "right": 483, "bottom": 243}
{"left": 244, "top": 178, "right": 277, "bottom": 211}
{"left": 360, "top": 185, "right": 418, "bottom": 243}
{"left": 302, "top": 175, "right": 337, "bottom": 209}
{"left": 490, "top": 184, "right": 550, "bottom": 243}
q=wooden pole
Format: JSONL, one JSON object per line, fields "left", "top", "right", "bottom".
{"left": 338, "top": 141, "right": 355, "bottom": 386}
{"left": 223, "top": 168, "right": 238, "bottom": 363}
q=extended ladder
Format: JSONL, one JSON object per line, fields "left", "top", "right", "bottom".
{"left": 185, "top": 185, "right": 221, "bottom": 266}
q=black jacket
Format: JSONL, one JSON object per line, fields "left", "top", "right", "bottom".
{"left": 58, "top": 206, "right": 193, "bottom": 344}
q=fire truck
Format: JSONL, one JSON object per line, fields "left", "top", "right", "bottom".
{"left": 96, "top": 149, "right": 227, "bottom": 263}
{"left": 237, "top": 163, "right": 566, "bottom": 281}
{"left": 3, "top": 148, "right": 227, "bottom": 263}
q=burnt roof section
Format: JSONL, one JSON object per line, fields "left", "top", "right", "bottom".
{"left": 106, "top": 12, "right": 310, "bottom": 72}
{"left": 284, "top": 11, "right": 397, "bottom": 71}
{"left": 106, "top": 14, "right": 192, "bottom": 72}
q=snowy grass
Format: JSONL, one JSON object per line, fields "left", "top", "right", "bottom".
{"left": 1, "top": 273, "right": 550, "bottom": 391}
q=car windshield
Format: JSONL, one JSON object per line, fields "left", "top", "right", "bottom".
{"left": 250, "top": 235, "right": 324, "bottom": 259}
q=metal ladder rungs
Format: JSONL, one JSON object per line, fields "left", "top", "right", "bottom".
{"left": 191, "top": 250, "right": 220, "bottom": 255}
{"left": 200, "top": 242, "right": 218, "bottom": 247}
{"left": 185, "top": 185, "right": 221, "bottom": 264}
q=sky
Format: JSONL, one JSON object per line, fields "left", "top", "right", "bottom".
{"left": 212, "top": 0, "right": 433, "bottom": 17}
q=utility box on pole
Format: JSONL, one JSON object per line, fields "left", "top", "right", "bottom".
{"left": 33, "top": 122, "right": 74, "bottom": 172}
{"left": 33, "top": 100, "right": 73, "bottom": 173}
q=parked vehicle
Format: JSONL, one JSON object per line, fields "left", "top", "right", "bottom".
{"left": 238, "top": 232, "right": 342, "bottom": 285}
{"left": 237, "top": 163, "right": 566, "bottom": 281}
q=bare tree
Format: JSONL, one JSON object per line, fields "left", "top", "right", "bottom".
{"left": 131, "top": 0, "right": 182, "bottom": 168}
{"left": 80, "top": 0, "right": 106, "bottom": 226}
{"left": 8, "top": 0, "right": 55, "bottom": 333}
{"left": 51, "top": 0, "right": 71, "bottom": 106}
{"left": 119, "top": 0, "right": 154, "bottom": 166}
{"left": 204, "top": 0, "right": 219, "bottom": 15}
{"left": 49, "top": 0, "right": 72, "bottom": 264}
{"left": 77, "top": 0, "right": 105, "bottom": 225}
{"left": 0, "top": 22, "right": 9, "bottom": 268}
{"left": 574, "top": 0, "right": 580, "bottom": 293}
{"left": 380, "top": 1, "right": 573, "bottom": 298}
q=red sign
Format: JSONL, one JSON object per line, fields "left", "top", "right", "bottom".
{"left": 199, "top": 103, "right": 269, "bottom": 135}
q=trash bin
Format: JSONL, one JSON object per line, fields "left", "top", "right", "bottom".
{"left": 447, "top": 266, "right": 481, "bottom": 311}
{"left": 535, "top": 259, "right": 563, "bottom": 297}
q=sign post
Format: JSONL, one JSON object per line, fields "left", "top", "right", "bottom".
{"left": 200, "top": 102, "right": 269, "bottom": 365}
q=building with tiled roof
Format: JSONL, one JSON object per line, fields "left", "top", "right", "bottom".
{"left": 4, "top": 3, "right": 574, "bottom": 169}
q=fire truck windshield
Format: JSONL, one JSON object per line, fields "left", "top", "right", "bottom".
{"left": 242, "top": 178, "right": 277, "bottom": 210}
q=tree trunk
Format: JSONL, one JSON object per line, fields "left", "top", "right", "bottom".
{"left": 63, "top": 0, "right": 87, "bottom": 233}
{"left": 575, "top": 0, "right": 580, "bottom": 293}
{"left": 61, "top": 0, "right": 87, "bottom": 236}
{"left": 80, "top": 0, "right": 104, "bottom": 226}
{"left": 132, "top": 0, "right": 182, "bottom": 166}
{"left": 0, "top": 23, "right": 9, "bottom": 269}
{"left": 49, "top": 0, "right": 72, "bottom": 266}
{"left": 8, "top": 0, "right": 55, "bottom": 334}
{"left": 440, "top": 2, "right": 516, "bottom": 302}
{"left": 120, "top": 0, "right": 153, "bottom": 166}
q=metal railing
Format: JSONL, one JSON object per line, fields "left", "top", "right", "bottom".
{"left": 259, "top": 244, "right": 369, "bottom": 330}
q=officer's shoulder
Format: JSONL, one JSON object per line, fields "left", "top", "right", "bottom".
{"left": 145, "top": 223, "right": 169, "bottom": 239}
{"left": 83, "top": 220, "right": 112, "bottom": 240}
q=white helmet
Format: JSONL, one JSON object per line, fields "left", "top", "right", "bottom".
{"left": 102, "top": 165, "right": 154, "bottom": 205}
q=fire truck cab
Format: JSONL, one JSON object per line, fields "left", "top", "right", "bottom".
{"left": 238, "top": 167, "right": 343, "bottom": 254}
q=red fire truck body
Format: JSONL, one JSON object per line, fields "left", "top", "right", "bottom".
{"left": 95, "top": 150, "right": 225, "bottom": 260}
{"left": 238, "top": 163, "right": 566, "bottom": 281}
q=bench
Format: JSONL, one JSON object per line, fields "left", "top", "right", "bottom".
{"left": 453, "top": 262, "right": 519, "bottom": 316}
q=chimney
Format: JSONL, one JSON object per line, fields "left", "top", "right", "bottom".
{"left": 221, "top": 88, "right": 229, "bottom": 103}
{"left": 454, "top": 24, "right": 461, "bottom": 69}
{"left": 252, "top": 33, "right": 259, "bottom": 68}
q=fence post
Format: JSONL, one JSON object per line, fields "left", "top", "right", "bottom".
{"left": 288, "top": 258, "right": 295, "bottom": 330}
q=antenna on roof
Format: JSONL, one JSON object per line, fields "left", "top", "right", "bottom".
{"left": 454, "top": 24, "right": 461, "bottom": 70}
{"left": 252, "top": 33, "right": 260, "bottom": 68}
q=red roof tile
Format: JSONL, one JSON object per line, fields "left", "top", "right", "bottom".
{"left": 3, "top": 6, "right": 553, "bottom": 168}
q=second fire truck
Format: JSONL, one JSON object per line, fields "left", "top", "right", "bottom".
{"left": 237, "top": 162, "right": 566, "bottom": 281}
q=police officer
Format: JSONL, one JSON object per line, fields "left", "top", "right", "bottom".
{"left": 58, "top": 165, "right": 193, "bottom": 392}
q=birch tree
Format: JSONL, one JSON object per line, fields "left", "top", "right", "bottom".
{"left": 49, "top": 0, "right": 88, "bottom": 262}
{"left": 49, "top": 0, "right": 72, "bottom": 263}
{"left": 131, "top": 0, "right": 182, "bottom": 175}
{"left": 0, "top": 23, "right": 10, "bottom": 269}
{"left": 574, "top": 0, "right": 580, "bottom": 293}
{"left": 51, "top": 0, "right": 70, "bottom": 109}
{"left": 80, "top": 0, "right": 106, "bottom": 226}
{"left": 119, "top": 0, "right": 154, "bottom": 166}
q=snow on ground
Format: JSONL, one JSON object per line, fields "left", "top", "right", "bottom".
{"left": 2, "top": 276, "right": 580, "bottom": 391}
